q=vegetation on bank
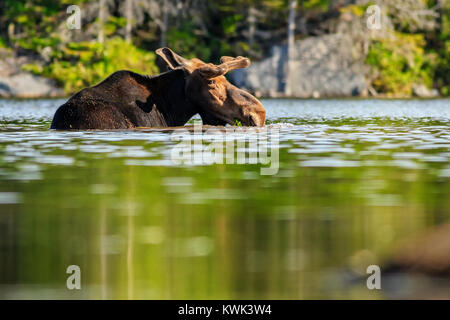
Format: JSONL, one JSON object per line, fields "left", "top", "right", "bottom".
{"left": 364, "top": 1, "right": 450, "bottom": 97}
{"left": 366, "top": 33, "right": 437, "bottom": 96}
{"left": 0, "top": 0, "right": 448, "bottom": 96}
{"left": 22, "top": 38, "right": 158, "bottom": 93}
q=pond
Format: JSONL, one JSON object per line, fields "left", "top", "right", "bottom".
{"left": 0, "top": 98, "right": 449, "bottom": 299}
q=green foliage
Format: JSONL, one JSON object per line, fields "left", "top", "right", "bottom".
{"left": 4, "top": 0, "right": 88, "bottom": 37}
{"left": 166, "top": 22, "right": 213, "bottom": 61}
{"left": 303, "top": 0, "right": 330, "bottom": 11}
{"left": 233, "top": 118, "right": 242, "bottom": 126}
{"left": 221, "top": 14, "right": 244, "bottom": 36}
{"left": 15, "top": 36, "right": 61, "bottom": 51}
{"left": 24, "top": 38, "right": 158, "bottom": 94}
{"left": 435, "top": 5, "right": 450, "bottom": 96}
{"left": 434, "top": 40, "right": 450, "bottom": 96}
{"left": 339, "top": 4, "right": 367, "bottom": 17}
{"left": 366, "top": 33, "right": 438, "bottom": 96}
{"left": 0, "top": 37, "right": 7, "bottom": 48}
{"left": 166, "top": 22, "right": 236, "bottom": 62}
{"left": 104, "top": 16, "right": 128, "bottom": 37}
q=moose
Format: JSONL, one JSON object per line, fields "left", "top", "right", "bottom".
{"left": 50, "top": 48, "right": 265, "bottom": 129}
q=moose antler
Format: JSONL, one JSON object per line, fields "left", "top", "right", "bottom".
{"left": 199, "top": 56, "right": 251, "bottom": 79}
{"left": 220, "top": 56, "right": 250, "bottom": 69}
{"left": 156, "top": 47, "right": 193, "bottom": 70}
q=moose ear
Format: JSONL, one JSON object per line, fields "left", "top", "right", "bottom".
{"left": 156, "top": 47, "right": 191, "bottom": 70}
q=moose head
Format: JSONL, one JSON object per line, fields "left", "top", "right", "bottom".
{"left": 156, "top": 47, "right": 266, "bottom": 127}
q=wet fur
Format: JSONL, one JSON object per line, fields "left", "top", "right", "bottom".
{"left": 51, "top": 70, "right": 199, "bottom": 129}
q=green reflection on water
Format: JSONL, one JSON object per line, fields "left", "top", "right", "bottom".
{"left": 0, "top": 114, "right": 449, "bottom": 299}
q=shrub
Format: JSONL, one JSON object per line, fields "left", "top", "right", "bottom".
{"left": 366, "top": 32, "right": 437, "bottom": 96}
{"left": 23, "top": 37, "right": 158, "bottom": 94}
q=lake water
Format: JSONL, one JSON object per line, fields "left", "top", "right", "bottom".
{"left": 0, "top": 98, "right": 449, "bottom": 299}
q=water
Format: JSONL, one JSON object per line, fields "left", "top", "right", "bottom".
{"left": 0, "top": 98, "right": 449, "bottom": 299}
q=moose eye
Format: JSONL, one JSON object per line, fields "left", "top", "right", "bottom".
{"left": 207, "top": 79, "right": 216, "bottom": 85}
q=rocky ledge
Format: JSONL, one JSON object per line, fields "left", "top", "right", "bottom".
{"left": 0, "top": 49, "right": 64, "bottom": 98}
{"left": 231, "top": 33, "right": 368, "bottom": 98}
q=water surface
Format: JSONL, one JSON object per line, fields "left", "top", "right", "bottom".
{"left": 0, "top": 98, "right": 449, "bottom": 299}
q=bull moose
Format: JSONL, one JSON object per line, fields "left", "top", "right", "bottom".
{"left": 50, "top": 48, "right": 265, "bottom": 129}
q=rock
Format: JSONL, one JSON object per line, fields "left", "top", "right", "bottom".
{"left": 230, "top": 33, "right": 367, "bottom": 98}
{"left": 0, "top": 72, "right": 64, "bottom": 98}
{"left": 385, "top": 222, "right": 450, "bottom": 276}
{"left": 412, "top": 84, "right": 439, "bottom": 98}
{"left": 0, "top": 49, "right": 64, "bottom": 98}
